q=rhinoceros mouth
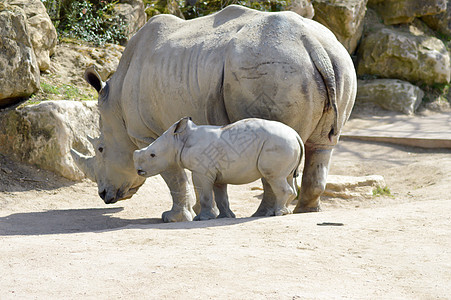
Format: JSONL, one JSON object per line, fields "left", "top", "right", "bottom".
{"left": 116, "top": 182, "right": 144, "bottom": 202}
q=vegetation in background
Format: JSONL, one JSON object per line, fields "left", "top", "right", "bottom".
{"left": 41, "top": 0, "right": 127, "bottom": 45}
{"left": 28, "top": 76, "right": 96, "bottom": 104}
{"left": 144, "top": 0, "right": 290, "bottom": 19}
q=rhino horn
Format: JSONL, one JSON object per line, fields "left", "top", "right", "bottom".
{"left": 70, "top": 148, "right": 96, "bottom": 181}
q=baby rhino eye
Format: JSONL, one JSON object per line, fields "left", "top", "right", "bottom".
{"left": 98, "top": 147, "right": 104, "bottom": 153}
{"left": 150, "top": 153, "right": 156, "bottom": 157}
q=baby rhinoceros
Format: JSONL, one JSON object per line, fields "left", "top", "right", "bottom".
{"left": 133, "top": 117, "right": 304, "bottom": 221}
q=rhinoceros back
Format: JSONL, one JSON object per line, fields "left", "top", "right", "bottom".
{"left": 112, "top": 5, "right": 355, "bottom": 147}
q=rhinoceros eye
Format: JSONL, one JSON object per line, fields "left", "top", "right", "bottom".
{"left": 150, "top": 153, "right": 155, "bottom": 158}
{"left": 98, "top": 147, "right": 104, "bottom": 153}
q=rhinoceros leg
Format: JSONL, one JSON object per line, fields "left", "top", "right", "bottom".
{"left": 293, "top": 147, "right": 333, "bottom": 213}
{"left": 266, "top": 177, "right": 296, "bottom": 216}
{"left": 252, "top": 178, "right": 276, "bottom": 217}
{"left": 160, "top": 167, "right": 196, "bottom": 222}
{"left": 192, "top": 174, "right": 218, "bottom": 221}
{"left": 214, "top": 183, "right": 236, "bottom": 218}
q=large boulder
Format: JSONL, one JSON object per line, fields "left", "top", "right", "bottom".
{"left": 6, "top": 0, "right": 57, "bottom": 72}
{"left": 357, "top": 26, "right": 450, "bottom": 85}
{"left": 356, "top": 79, "right": 424, "bottom": 114}
{"left": 0, "top": 101, "right": 99, "bottom": 181}
{"left": 422, "top": 0, "right": 451, "bottom": 38}
{"left": 312, "top": 0, "right": 368, "bottom": 53}
{"left": 0, "top": 4, "right": 39, "bottom": 109}
{"left": 115, "top": 0, "right": 147, "bottom": 43}
{"left": 50, "top": 42, "right": 124, "bottom": 85}
{"left": 368, "top": 0, "right": 447, "bottom": 25}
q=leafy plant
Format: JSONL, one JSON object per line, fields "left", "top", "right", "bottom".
{"left": 144, "top": 0, "right": 291, "bottom": 20}
{"left": 372, "top": 186, "right": 393, "bottom": 197}
{"left": 41, "top": 0, "right": 127, "bottom": 45}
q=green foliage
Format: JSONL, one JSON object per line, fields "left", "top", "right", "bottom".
{"left": 41, "top": 0, "right": 127, "bottom": 45}
{"left": 41, "top": 82, "right": 60, "bottom": 95}
{"left": 179, "top": 0, "right": 290, "bottom": 19}
{"left": 143, "top": 0, "right": 290, "bottom": 20}
{"left": 421, "top": 82, "right": 450, "bottom": 104}
{"left": 30, "top": 80, "right": 95, "bottom": 103}
{"left": 372, "top": 186, "right": 393, "bottom": 197}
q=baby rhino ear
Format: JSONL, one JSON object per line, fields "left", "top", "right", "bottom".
{"left": 173, "top": 117, "right": 192, "bottom": 134}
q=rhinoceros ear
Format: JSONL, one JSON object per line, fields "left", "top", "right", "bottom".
{"left": 84, "top": 67, "right": 105, "bottom": 93}
{"left": 173, "top": 117, "right": 192, "bottom": 135}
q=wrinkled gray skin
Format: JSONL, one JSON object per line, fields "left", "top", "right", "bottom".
{"left": 71, "top": 5, "right": 356, "bottom": 222}
{"left": 134, "top": 117, "right": 304, "bottom": 220}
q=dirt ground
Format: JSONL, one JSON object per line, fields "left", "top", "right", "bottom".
{"left": 0, "top": 113, "right": 450, "bottom": 299}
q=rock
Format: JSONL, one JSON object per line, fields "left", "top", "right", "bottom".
{"left": 288, "top": 0, "right": 315, "bottom": 19}
{"left": 50, "top": 43, "right": 124, "bottom": 85}
{"left": 115, "top": 0, "right": 147, "bottom": 43}
{"left": 422, "top": 0, "right": 451, "bottom": 38}
{"left": 323, "top": 175, "right": 386, "bottom": 199}
{"left": 356, "top": 79, "right": 424, "bottom": 114}
{"left": 0, "top": 4, "right": 39, "bottom": 109}
{"left": 0, "top": 101, "right": 99, "bottom": 181}
{"left": 312, "top": 0, "right": 368, "bottom": 53}
{"left": 6, "top": 0, "right": 57, "bottom": 72}
{"left": 357, "top": 26, "right": 451, "bottom": 85}
{"left": 368, "top": 0, "right": 447, "bottom": 25}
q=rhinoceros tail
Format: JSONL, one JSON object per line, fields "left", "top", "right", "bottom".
{"left": 304, "top": 36, "right": 338, "bottom": 142}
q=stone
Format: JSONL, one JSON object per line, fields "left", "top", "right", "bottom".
{"left": 115, "top": 0, "right": 147, "bottom": 43}
{"left": 357, "top": 26, "right": 450, "bottom": 85}
{"left": 422, "top": 0, "right": 451, "bottom": 38}
{"left": 368, "top": 0, "right": 447, "bottom": 25}
{"left": 49, "top": 43, "right": 124, "bottom": 85}
{"left": 288, "top": 0, "right": 315, "bottom": 19}
{"left": 356, "top": 79, "right": 424, "bottom": 114}
{"left": 0, "top": 101, "right": 100, "bottom": 181}
{"left": 312, "top": 0, "right": 368, "bottom": 53}
{"left": 6, "top": 0, "right": 58, "bottom": 72}
{"left": 323, "top": 175, "right": 386, "bottom": 199}
{"left": 0, "top": 4, "right": 39, "bottom": 109}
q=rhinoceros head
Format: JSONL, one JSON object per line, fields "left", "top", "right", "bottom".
{"left": 71, "top": 67, "right": 145, "bottom": 204}
{"left": 134, "top": 117, "right": 191, "bottom": 177}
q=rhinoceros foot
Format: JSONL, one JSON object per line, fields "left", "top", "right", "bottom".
{"left": 252, "top": 206, "right": 292, "bottom": 217}
{"left": 275, "top": 206, "right": 292, "bottom": 216}
{"left": 193, "top": 210, "right": 218, "bottom": 221}
{"left": 292, "top": 205, "right": 321, "bottom": 213}
{"left": 217, "top": 210, "right": 236, "bottom": 219}
{"left": 162, "top": 208, "right": 195, "bottom": 222}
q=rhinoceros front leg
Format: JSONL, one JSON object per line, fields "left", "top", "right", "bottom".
{"left": 160, "top": 166, "right": 196, "bottom": 222}
{"left": 214, "top": 183, "right": 236, "bottom": 218}
{"left": 293, "top": 147, "right": 333, "bottom": 213}
{"left": 192, "top": 174, "right": 218, "bottom": 221}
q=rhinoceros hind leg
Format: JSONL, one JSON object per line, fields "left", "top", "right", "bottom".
{"left": 266, "top": 177, "right": 296, "bottom": 216}
{"left": 293, "top": 147, "right": 332, "bottom": 213}
{"left": 160, "top": 167, "right": 196, "bottom": 222}
{"left": 252, "top": 178, "right": 276, "bottom": 217}
{"left": 214, "top": 183, "right": 236, "bottom": 218}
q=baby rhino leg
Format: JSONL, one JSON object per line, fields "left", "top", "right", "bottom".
{"left": 265, "top": 177, "right": 296, "bottom": 216}
{"left": 192, "top": 174, "right": 217, "bottom": 221}
{"left": 214, "top": 183, "right": 236, "bottom": 218}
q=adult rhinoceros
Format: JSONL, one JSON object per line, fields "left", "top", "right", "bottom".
{"left": 71, "top": 5, "right": 357, "bottom": 222}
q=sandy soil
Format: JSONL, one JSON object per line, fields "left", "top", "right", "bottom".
{"left": 1, "top": 115, "right": 450, "bottom": 299}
